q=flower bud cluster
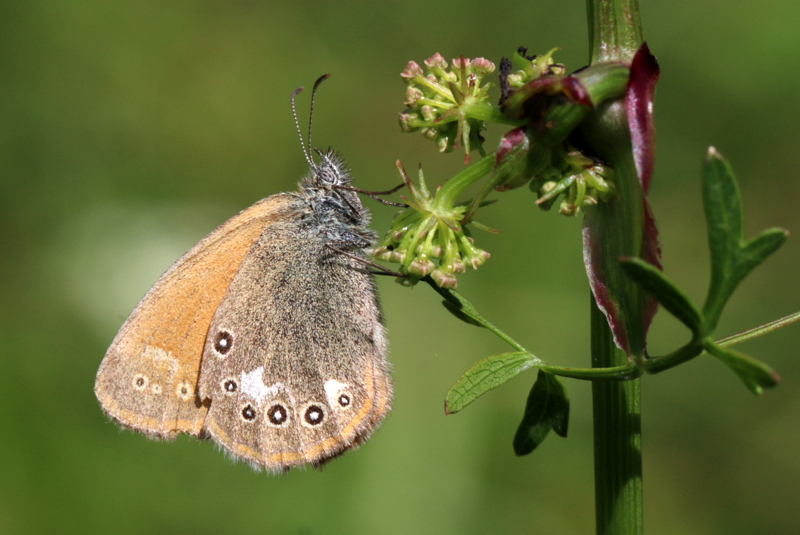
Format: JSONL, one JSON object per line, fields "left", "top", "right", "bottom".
{"left": 530, "top": 150, "right": 615, "bottom": 216}
{"left": 488, "top": 48, "right": 617, "bottom": 215}
{"left": 399, "top": 53, "right": 497, "bottom": 163}
{"left": 375, "top": 163, "right": 490, "bottom": 288}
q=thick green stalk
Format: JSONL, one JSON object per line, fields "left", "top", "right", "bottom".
{"left": 587, "top": 0, "right": 643, "bottom": 64}
{"left": 583, "top": 101, "right": 646, "bottom": 534}
{"left": 586, "top": 0, "right": 645, "bottom": 533}
{"left": 591, "top": 296, "right": 643, "bottom": 534}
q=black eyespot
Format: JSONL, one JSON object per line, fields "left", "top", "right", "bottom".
{"left": 176, "top": 382, "right": 193, "bottom": 401}
{"left": 241, "top": 404, "right": 257, "bottom": 421}
{"left": 214, "top": 331, "right": 233, "bottom": 355}
{"left": 338, "top": 394, "right": 351, "bottom": 407}
{"left": 221, "top": 379, "right": 237, "bottom": 393}
{"left": 132, "top": 374, "right": 148, "bottom": 390}
{"left": 304, "top": 404, "right": 325, "bottom": 426}
{"left": 267, "top": 404, "right": 288, "bottom": 426}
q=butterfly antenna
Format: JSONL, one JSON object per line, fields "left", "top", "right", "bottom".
{"left": 307, "top": 74, "right": 331, "bottom": 157}
{"left": 291, "top": 86, "right": 314, "bottom": 168}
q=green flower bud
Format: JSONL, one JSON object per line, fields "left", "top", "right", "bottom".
{"left": 431, "top": 268, "right": 458, "bottom": 289}
{"left": 398, "top": 112, "right": 418, "bottom": 132}
{"left": 409, "top": 256, "right": 436, "bottom": 277}
{"left": 404, "top": 86, "right": 424, "bottom": 107}
{"left": 377, "top": 161, "right": 492, "bottom": 288}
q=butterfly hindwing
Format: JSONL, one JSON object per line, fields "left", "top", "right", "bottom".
{"left": 197, "top": 215, "right": 391, "bottom": 470}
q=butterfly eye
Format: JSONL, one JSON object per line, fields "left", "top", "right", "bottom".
{"left": 317, "top": 165, "right": 339, "bottom": 185}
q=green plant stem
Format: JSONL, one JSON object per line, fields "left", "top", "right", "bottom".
{"left": 542, "top": 363, "right": 640, "bottom": 381}
{"left": 587, "top": 0, "right": 643, "bottom": 64}
{"left": 586, "top": 0, "right": 645, "bottom": 533}
{"left": 591, "top": 294, "right": 643, "bottom": 534}
{"left": 715, "top": 311, "right": 800, "bottom": 348}
{"left": 434, "top": 153, "right": 495, "bottom": 211}
{"left": 642, "top": 311, "right": 800, "bottom": 375}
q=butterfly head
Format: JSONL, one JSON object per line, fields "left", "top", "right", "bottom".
{"left": 304, "top": 148, "right": 351, "bottom": 189}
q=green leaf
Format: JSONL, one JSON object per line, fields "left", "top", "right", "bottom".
{"left": 703, "top": 339, "right": 781, "bottom": 395}
{"left": 513, "top": 370, "right": 570, "bottom": 456}
{"left": 734, "top": 228, "right": 789, "bottom": 289}
{"left": 703, "top": 149, "right": 743, "bottom": 267}
{"left": 440, "top": 298, "right": 486, "bottom": 328}
{"left": 445, "top": 351, "right": 539, "bottom": 414}
{"left": 620, "top": 257, "right": 703, "bottom": 336}
{"left": 702, "top": 148, "right": 788, "bottom": 327}
{"left": 426, "top": 279, "right": 488, "bottom": 327}
{"left": 425, "top": 277, "right": 527, "bottom": 352}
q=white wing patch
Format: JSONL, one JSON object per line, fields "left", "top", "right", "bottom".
{"left": 324, "top": 379, "right": 347, "bottom": 405}
{"left": 240, "top": 367, "right": 283, "bottom": 404}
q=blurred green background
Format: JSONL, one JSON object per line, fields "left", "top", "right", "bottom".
{"left": 2, "top": 1, "right": 798, "bottom": 533}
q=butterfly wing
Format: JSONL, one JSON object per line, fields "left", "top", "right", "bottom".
{"left": 197, "top": 216, "right": 391, "bottom": 470}
{"left": 94, "top": 194, "right": 298, "bottom": 439}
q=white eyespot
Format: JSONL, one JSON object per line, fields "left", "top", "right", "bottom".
{"left": 132, "top": 374, "right": 148, "bottom": 391}
{"left": 176, "top": 382, "right": 193, "bottom": 401}
{"left": 301, "top": 403, "right": 328, "bottom": 428}
{"left": 324, "top": 379, "right": 354, "bottom": 410}
{"left": 221, "top": 378, "right": 238, "bottom": 395}
{"left": 213, "top": 330, "right": 234, "bottom": 357}
{"left": 151, "top": 383, "right": 162, "bottom": 395}
{"left": 266, "top": 403, "right": 290, "bottom": 427}
{"left": 240, "top": 403, "right": 257, "bottom": 422}
{"left": 337, "top": 393, "right": 352, "bottom": 408}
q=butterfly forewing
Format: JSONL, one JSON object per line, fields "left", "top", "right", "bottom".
{"left": 94, "top": 196, "right": 297, "bottom": 439}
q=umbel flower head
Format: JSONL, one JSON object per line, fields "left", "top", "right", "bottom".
{"left": 399, "top": 53, "right": 498, "bottom": 163}
{"left": 375, "top": 161, "right": 491, "bottom": 289}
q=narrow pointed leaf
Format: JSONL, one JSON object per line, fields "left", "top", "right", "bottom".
{"left": 441, "top": 299, "right": 485, "bottom": 327}
{"left": 426, "top": 278, "right": 527, "bottom": 352}
{"left": 445, "top": 351, "right": 538, "bottom": 414}
{"left": 732, "top": 229, "right": 788, "bottom": 287}
{"left": 513, "top": 370, "right": 570, "bottom": 456}
{"left": 703, "top": 148, "right": 746, "bottom": 314}
{"left": 702, "top": 148, "right": 788, "bottom": 325}
{"left": 620, "top": 257, "right": 702, "bottom": 336}
{"left": 429, "top": 282, "right": 488, "bottom": 328}
{"left": 703, "top": 149, "right": 744, "bottom": 267}
{"left": 703, "top": 339, "right": 780, "bottom": 395}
